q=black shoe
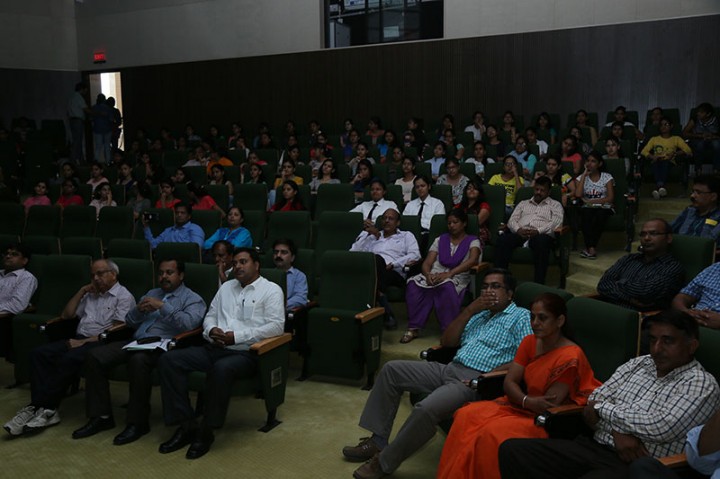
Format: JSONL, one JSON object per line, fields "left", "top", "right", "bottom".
{"left": 384, "top": 316, "right": 397, "bottom": 331}
{"left": 113, "top": 423, "right": 150, "bottom": 445}
{"left": 159, "top": 427, "right": 196, "bottom": 454}
{"left": 186, "top": 431, "right": 215, "bottom": 459}
{"left": 72, "top": 416, "right": 115, "bottom": 439}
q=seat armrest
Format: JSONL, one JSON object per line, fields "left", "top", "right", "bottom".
{"left": 39, "top": 316, "right": 69, "bottom": 332}
{"left": 419, "top": 345, "right": 459, "bottom": 364}
{"left": 554, "top": 225, "right": 570, "bottom": 235}
{"left": 100, "top": 323, "right": 133, "bottom": 343}
{"left": 168, "top": 327, "right": 204, "bottom": 350}
{"left": 355, "top": 307, "right": 384, "bottom": 324}
{"left": 582, "top": 292, "right": 601, "bottom": 300}
{"left": 250, "top": 332, "right": 292, "bottom": 355}
{"left": 658, "top": 453, "right": 688, "bottom": 468}
{"left": 535, "top": 404, "right": 584, "bottom": 426}
{"left": 534, "top": 404, "right": 589, "bottom": 439}
{"left": 469, "top": 370, "right": 507, "bottom": 387}
{"left": 288, "top": 301, "right": 317, "bottom": 320}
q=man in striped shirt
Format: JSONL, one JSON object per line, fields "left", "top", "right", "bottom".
{"left": 499, "top": 310, "right": 720, "bottom": 479}
{"left": 494, "top": 176, "right": 564, "bottom": 284}
{"left": 597, "top": 219, "right": 684, "bottom": 311}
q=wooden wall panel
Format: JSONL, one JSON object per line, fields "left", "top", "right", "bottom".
{"left": 119, "top": 14, "right": 720, "bottom": 139}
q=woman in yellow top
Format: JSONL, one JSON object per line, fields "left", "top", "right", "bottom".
{"left": 488, "top": 155, "right": 523, "bottom": 219}
{"left": 640, "top": 117, "right": 692, "bottom": 199}
{"left": 273, "top": 158, "right": 305, "bottom": 189}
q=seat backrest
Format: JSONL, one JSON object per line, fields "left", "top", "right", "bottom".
{"left": 696, "top": 327, "right": 720, "bottom": 384}
{"left": 315, "top": 183, "right": 355, "bottom": 218}
{"left": 191, "top": 209, "right": 223, "bottom": 240}
{"left": 62, "top": 237, "right": 102, "bottom": 260}
{"left": 566, "top": 297, "right": 639, "bottom": 382}
{"left": 267, "top": 211, "right": 311, "bottom": 249}
{"left": 96, "top": 206, "right": 135, "bottom": 246}
{"left": 24, "top": 205, "right": 61, "bottom": 237}
{"left": 22, "top": 235, "right": 60, "bottom": 255}
{"left": 514, "top": 282, "right": 574, "bottom": 310}
{"left": 427, "top": 214, "right": 447, "bottom": 249}
{"left": 242, "top": 210, "right": 267, "bottom": 248}
{"left": 110, "top": 257, "right": 155, "bottom": 302}
{"left": 183, "top": 262, "right": 219, "bottom": 309}
{"left": 234, "top": 183, "right": 269, "bottom": 212}
{"left": 399, "top": 215, "right": 424, "bottom": 254}
{"left": 30, "top": 254, "right": 93, "bottom": 315}
{"left": 156, "top": 242, "right": 202, "bottom": 264}
{"left": 431, "top": 184, "right": 454, "bottom": 213}
{"left": 184, "top": 166, "right": 208, "bottom": 185}
{"left": 483, "top": 185, "right": 507, "bottom": 243}
{"left": 314, "top": 211, "right": 364, "bottom": 269}
{"left": 261, "top": 268, "right": 287, "bottom": 305}
{"left": 319, "top": 251, "right": 376, "bottom": 311}
{"left": 106, "top": 238, "right": 152, "bottom": 260}
{"left": 0, "top": 203, "right": 25, "bottom": 236}
{"left": 670, "top": 235, "right": 716, "bottom": 283}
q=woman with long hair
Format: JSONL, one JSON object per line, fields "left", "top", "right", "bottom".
{"left": 574, "top": 151, "right": 615, "bottom": 259}
{"left": 269, "top": 180, "right": 306, "bottom": 212}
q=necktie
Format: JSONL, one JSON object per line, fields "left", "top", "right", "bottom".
{"left": 367, "top": 202, "right": 378, "bottom": 220}
{"left": 418, "top": 201, "right": 425, "bottom": 219}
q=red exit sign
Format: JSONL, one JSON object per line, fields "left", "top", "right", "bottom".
{"left": 94, "top": 51, "right": 106, "bottom": 63}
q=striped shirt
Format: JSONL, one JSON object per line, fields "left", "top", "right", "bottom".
{"left": 0, "top": 268, "right": 38, "bottom": 315}
{"left": 591, "top": 355, "right": 720, "bottom": 458}
{"left": 681, "top": 262, "right": 720, "bottom": 312}
{"left": 454, "top": 302, "right": 532, "bottom": 372}
{"left": 508, "top": 196, "right": 564, "bottom": 237}
{"left": 596, "top": 253, "right": 684, "bottom": 311}
{"left": 75, "top": 281, "right": 136, "bottom": 337}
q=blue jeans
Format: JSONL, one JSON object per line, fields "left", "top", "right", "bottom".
{"left": 93, "top": 131, "right": 112, "bottom": 164}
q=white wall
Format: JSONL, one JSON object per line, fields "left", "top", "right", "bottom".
{"left": 0, "top": 0, "right": 77, "bottom": 71}
{"left": 445, "top": 0, "right": 720, "bottom": 39}
{"left": 75, "top": 0, "right": 322, "bottom": 71}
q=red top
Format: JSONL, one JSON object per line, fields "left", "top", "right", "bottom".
{"left": 57, "top": 195, "right": 84, "bottom": 208}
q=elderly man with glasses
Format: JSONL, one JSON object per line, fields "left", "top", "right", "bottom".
{"left": 343, "top": 269, "right": 531, "bottom": 479}
{"left": 596, "top": 218, "right": 684, "bottom": 312}
{"left": 3, "top": 259, "right": 135, "bottom": 436}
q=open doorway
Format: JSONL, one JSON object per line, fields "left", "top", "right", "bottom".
{"left": 88, "top": 72, "right": 124, "bottom": 150}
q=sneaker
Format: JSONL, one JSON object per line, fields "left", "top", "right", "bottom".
{"left": 24, "top": 408, "right": 60, "bottom": 431}
{"left": 652, "top": 190, "right": 660, "bottom": 200}
{"left": 353, "top": 454, "right": 386, "bottom": 479}
{"left": 659, "top": 187, "right": 667, "bottom": 197}
{"left": 343, "top": 437, "right": 383, "bottom": 462}
{"left": 3, "top": 405, "right": 37, "bottom": 436}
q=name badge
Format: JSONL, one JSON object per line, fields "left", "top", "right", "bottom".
{"left": 706, "top": 218, "right": 718, "bottom": 226}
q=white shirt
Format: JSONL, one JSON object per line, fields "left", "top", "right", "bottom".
{"left": 464, "top": 124, "right": 486, "bottom": 141}
{"left": 350, "top": 198, "right": 399, "bottom": 223}
{"left": 202, "top": 276, "right": 285, "bottom": 350}
{"left": 75, "top": 281, "right": 136, "bottom": 338}
{"left": 402, "top": 195, "right": 446, "bottom": 229}
{"left": 67, "top": 91, "right": 88, "bottom": 119}
{"left": 350, "top": 229, "right": 421, "bottom": 278}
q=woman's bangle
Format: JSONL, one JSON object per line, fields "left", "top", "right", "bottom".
{"left": 522, "top": 395, "right": 528, "bottom": 409}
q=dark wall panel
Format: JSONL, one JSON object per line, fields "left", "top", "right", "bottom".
{"left": 120, "top": 14, "right": 720, "bottom": 138}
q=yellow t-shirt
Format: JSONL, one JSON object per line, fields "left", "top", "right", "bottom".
{"left": 640, "top": 135, "right": 692, "bottom": 160}
{"left": 489, "top": 174, "right": 518, "bottom": 206}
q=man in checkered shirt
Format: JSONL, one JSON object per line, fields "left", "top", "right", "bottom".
{"left": 499, "top": 309, "right": 720, "bottom": 479}
{"left": 343, "top": 269, "right": 532, "bottom": 479}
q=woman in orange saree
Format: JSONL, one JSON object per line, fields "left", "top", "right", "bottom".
{"left": 436, "top": 293, "right": 601, "bottom": 479}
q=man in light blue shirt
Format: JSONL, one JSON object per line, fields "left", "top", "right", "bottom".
{"left": 424, "top": 142, "right": 447, "bottom": 181}
{"left": 143, "top": 202, "right": 205, "bottom": 249}
{"left": 344, "top": 268, "right": 531, "bottom": 478}
{"left": 272, "top": 238, "right": 308, "bottom": 311}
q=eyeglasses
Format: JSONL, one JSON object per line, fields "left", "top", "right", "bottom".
{"left": 639, "top": 231, "right": 668, "bottom": 238}
{"left": 3, "top": 251, "right": 21, "bottom": 257}
{"left": 692, "top": 189, "right": 712, "bottom": 195}
{"left": 92, "top": 270, "right": 112, "bottom": 277}
{"left": 480, "top": 282, "right": 506, "bottom": 291}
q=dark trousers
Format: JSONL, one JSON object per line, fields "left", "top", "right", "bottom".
{"left": 494, "top": 231, "right": 555, "bottom": 284}
{"left": 374, "top": 255, "right": 405, "bottom": 293}
{"left": 499, "top": 435, "right": 629, "bottom": 479}
{"left": 627, "top": 456, "right": 706, "bottom": 479}
{"left": 84, "top": 340, "right": 163, "bottom": 425}
{"left": 158, "top": 345, "right": 258, "bottom": 430}
{"left": 580, "top": 208, "right": 612, "bottom": 249}
{"left": 0, "top": 315, "right": 14, "bottom": 361}
{"left": 69, "top": 118, "right": 85, "bottom": 163}
{"left": 30, "top": 338, "right": 101, "bottom": 409}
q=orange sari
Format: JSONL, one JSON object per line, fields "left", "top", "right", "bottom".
{"left": 436, "top": 335, "right": 601, "bottom": 479}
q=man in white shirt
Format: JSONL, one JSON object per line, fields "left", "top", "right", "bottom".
{"left": 157, "top": 247, "right": 284, "bottom": 459}
{"left": 494, "top": 176, "right": 564, "bottom": 284}
{"left": 66, "top": 82, "right": 91, "bottom": 164}
{"left": 525, "top": 127, "right": 549, "bottom": 159}
{"left": 350, "top": 209, "right": 421, "bottom": 329}
{"left": 402, "top": 175, "right": 446, "bottom": 231}
{"left": 464, "top": 110, "right": 486, "bottom": 141}
{"left": 350, "top": 179, "right": 399, "bottom": 223}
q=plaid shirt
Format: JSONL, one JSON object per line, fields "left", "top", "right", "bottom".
{"left": 591, "top": 355, "right": 720, "bottom": 457}
{"left": 681, "top": 262, "right": 720, "bottom": 312}
{"left": 454, "top": 302, "right": 532, "bottom": 372}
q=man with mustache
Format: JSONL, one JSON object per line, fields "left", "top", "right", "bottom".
{"left": 671, "top": 175, "right": 720, "bottom": 248}
{"left": 72, "top": 259, "right": 206, "bottom": 446}
{"left": 271, "top": 238, "right": 308, "bottom": 311}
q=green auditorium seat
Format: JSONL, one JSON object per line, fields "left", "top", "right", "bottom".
{"left": 0, "top": 203, "right": 25, "bottom": 236}
{"left": 24, "top": 205, "right": 61, "bottom": 237}
{"left": 267, "top": 211, "right": 312, "bottom": 250}
{"left": 62, "top": 237, "right": 103, "bottom": 260}
{"left": 234, "top": 183, "right": 269, "bottom": 212}
{"left": 106, "top": 239, "right": 152, "bottom": 260}
{"left": 155, "top": 242, "right": 202, "bottom": 264}
{"left": 96, "top": 206, "right": 135, "bottom": 248}
{"left": 109, "top": 258, "right": 155, "bottom": 301}
{"left": 60, "top": 205, "right": 97, "bottom": 238}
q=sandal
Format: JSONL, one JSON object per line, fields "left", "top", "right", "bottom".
{"left": 399, "top": 329, "right": 419, "bottom": 344}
